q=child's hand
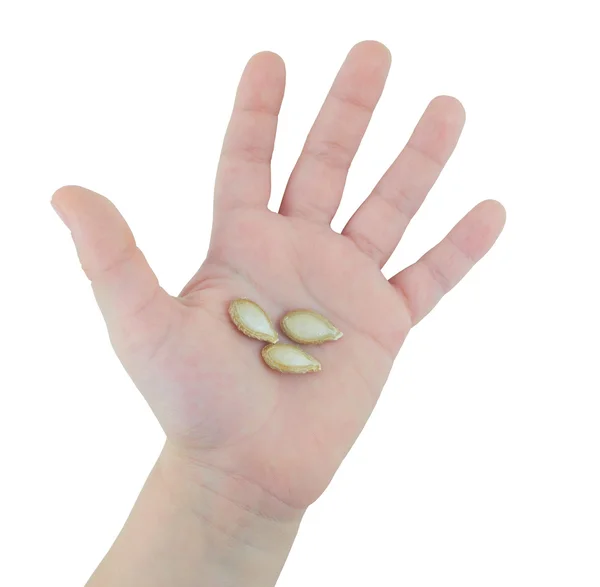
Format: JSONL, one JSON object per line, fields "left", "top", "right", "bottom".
{"left": 52, "top": 42, "right": 504, "bottom": 517}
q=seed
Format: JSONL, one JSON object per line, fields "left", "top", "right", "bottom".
{"left": 229, "top": 299, "right": 278, "bottom": 344}
{"left": 281, "top": 310, "right": 343, "bottom": 344}
{"left": 261, "top": 344, "right": 321, "bottom": 374}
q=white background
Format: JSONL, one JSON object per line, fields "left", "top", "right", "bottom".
{"left": 1, "top": 1, "right": 599, "bottom": 585}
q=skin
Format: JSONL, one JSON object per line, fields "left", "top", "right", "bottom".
{"left": 52, "top": 41, "right": 505, "bottom": 586}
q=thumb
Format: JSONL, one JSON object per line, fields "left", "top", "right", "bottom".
{"left": 52, "top": 186, "right": 172, "bottom": 350}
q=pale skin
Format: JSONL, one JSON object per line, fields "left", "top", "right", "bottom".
{"left": 52, "top": 41, "right": 505, "bottom": 586}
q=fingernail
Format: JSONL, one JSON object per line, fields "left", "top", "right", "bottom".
{"left": 51, "top": 200, "right": 69, "bottom": 227}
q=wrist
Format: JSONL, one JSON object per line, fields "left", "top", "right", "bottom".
{"left": 87, "top": 440, "right": 302, "bottom": 587}
{"left": 158, "top": 440, "right": 304, "bottom": 577}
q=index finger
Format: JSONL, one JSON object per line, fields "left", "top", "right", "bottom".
{"left": 214, "top": 52, "right": 286, "bottom": 219}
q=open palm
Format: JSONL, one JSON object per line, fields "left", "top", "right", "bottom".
{"left": 53, "top": 42, "right": 504, "bottom": 513}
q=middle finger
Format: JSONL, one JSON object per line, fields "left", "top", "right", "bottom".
{"left": 279, "top": 41, "right": 391, "bottom": 224}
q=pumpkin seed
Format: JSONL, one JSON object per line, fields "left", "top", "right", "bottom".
{"left": 229, "top": 299, "right": 278, "bottom": 344}
{"left": 261, "top": 344, "right": 321, "bottom": 374}
{"left": 281, "top": 310, "right": 343, "bottom": 344}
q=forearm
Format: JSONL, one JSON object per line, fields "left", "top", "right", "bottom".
{"left": 86, "top": 442, "right": 303, "bottom": 587}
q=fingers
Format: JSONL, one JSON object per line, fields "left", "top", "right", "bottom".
{"left": 390, "top": 200, "right": 506, "bottom": 325}
{"left": 214, "top": 52, "right": 286, "bottom": 218}
{"left": 279, "top": 41, "right": 391, "bottom": 224}
{"left": 343, "top": 96, "right": 466, "bottom": 267}
{"left": 51, "top": 186, "right": 172, "bottom": 342}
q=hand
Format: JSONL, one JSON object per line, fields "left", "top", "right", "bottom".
{"left": 52, "top": 41, "right": 505, "bottom": 517}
